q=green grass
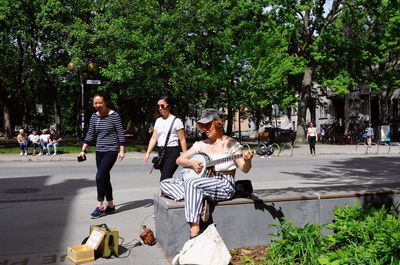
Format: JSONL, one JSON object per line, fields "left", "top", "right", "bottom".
{"left": 0, "top": 135, "right": 147, "bottom": 154}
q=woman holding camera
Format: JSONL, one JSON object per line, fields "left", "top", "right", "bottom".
{"left": 79, "top": 92, "right": 126, "bottom": 219}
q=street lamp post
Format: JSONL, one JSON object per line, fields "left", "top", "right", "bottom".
{"left": 80, "top": 73, "right": 85, "bottom": 140}
{"left": 68, "top": 61, "right": 98, "bottom": 141}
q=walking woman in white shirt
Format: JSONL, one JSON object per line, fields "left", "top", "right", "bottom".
{"left": 144, "top": 96, "right": 187, "bottom": 182}
{"left": 306, "top": 122, "right": 318, "bottom": 155}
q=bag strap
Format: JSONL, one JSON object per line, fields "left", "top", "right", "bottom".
{"left": 163, "top": 117, "right": 177, "bottom": 149}
{"left": 150, "top": 117, "right": 177, "bottom": 174}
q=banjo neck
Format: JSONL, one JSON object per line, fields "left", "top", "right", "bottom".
{"left": 206, "top": 153, "right": 244, "bottom": 168}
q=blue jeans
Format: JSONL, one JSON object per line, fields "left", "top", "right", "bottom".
{"left": 19, "top": 143, "right": 28, "bottom": 152}
{"left": 95, "top": 151, "right": 118, "bottom": 202}
{"left": 39, "top": 141, "right": 48, "bottom": 152}
{"left": 47, "top": 142, "right": 59, "bottom": 154}
{"left": 28, "top": 141, "right": 39, "bottom": 153}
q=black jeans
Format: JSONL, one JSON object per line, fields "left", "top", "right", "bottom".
{"left": 157, "top": 146, "right": 181, "bottom": 182}
{"left": 95, "top": 151, "right": 118, "bottom": 202}
{"left": 308, "top": 136, "right": 316, "bottom": 154}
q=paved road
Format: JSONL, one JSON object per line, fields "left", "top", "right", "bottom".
{"left": 0, "top": 143, "right": 399, "bottom": 265}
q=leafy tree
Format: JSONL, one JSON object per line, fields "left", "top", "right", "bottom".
{"left": 258, "top": 0, "right": 345, "bottom": 140}
{"left": 315, "top": 0, "right": 400, "bottom": 134}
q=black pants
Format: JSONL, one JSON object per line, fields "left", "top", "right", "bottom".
{"left": 308, "top": 136, "right": 316, "bottom": 154}
{"left": 95, "top": 151, "right": 118, "bottom": 202}
{"left": 157, "top": 146, "right": 181, "bottom": 182}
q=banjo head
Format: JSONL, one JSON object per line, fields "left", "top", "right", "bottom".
{"left": 182, "top": 152, "right": 211, "bottom": 180}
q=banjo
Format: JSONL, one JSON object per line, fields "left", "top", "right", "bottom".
{"left": 181, "top": 152, "right": 248, "bottom": 180}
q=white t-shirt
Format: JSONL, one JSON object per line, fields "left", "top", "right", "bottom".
{"left": 40, "top": 133, "right": 51, "bottom": 143}
{"left": 28, "top": 134, "right": 40, "bottom": 142}
{"left": 154, "top": 115, "right": 184, "bottom": 147}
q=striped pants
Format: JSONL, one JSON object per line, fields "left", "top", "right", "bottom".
{"left": 160, "top": 173, "right": 236, "bottom": 224}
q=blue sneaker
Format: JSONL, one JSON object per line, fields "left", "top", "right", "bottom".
{"left": 90, "top": 207, "right": 105, "bottom": 219}
{"left": 104, "top": 206, "right": 116, "bottom": 215}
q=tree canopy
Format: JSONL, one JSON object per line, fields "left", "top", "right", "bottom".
{"left": 1, "top": 0, "right": 399, "bottom": 140}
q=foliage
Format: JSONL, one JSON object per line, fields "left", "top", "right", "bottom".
{"left": 1, "top": 0, "right": 399, "bottom": 139}
{"left": 267, "top": 220, "right": 324, "bottom": 264}
{"left": 262, "top": 203, "right": 400, "bottom": 265}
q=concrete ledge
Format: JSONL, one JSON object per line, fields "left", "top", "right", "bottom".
{"left": 154, "top": 183, "right": 400, "bottom": 257}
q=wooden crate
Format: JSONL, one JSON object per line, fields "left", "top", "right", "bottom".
{"left": 67, "top": 244, "right": 94, "bottom": 265}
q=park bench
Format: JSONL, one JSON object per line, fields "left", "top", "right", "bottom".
{"left": 154, "top": 182, "right": 400, "bottom": 257}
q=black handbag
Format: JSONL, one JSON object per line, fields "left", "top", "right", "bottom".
{"left": 152, "top": 151, "right": 164, "bottom": 170}
{"left": 151, "top": 117, "right": 177, "bottom": 172}
{"left": 234, "top": 180, "right": 253, "bottom": 198}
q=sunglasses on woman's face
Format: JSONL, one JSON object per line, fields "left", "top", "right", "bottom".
{"left": 199, "top": 122, "right": 213, "bottom": 131}
{"left": 157, "top": 104, "right": 168, "bottom": 109}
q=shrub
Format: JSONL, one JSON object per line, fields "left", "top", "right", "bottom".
{"left": 263, "top": 203, "right": 400, "bottom": 265}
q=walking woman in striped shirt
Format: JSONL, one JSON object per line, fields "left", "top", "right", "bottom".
{"left": 79, "top": 93, "right": 126, "bottom": 218}
{"left": 160, "top": 109, "right": 253, "bottom": 238}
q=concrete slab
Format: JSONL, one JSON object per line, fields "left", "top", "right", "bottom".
{"left": 155, "top": 182, "right": 400, "bottom": 257}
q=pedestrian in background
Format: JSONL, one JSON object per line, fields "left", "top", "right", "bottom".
{"left": 47, "top": 129, "right": 62, "bottom": 155}
{"left": 17, "top": 129, "right": 28, "bottom": 156}
{"left": 28, "top": 129, "right": 40, "bottom": 156}
{"left": 144, "top": 95, "right": 187, "bottom": 182}
{"left": 39, "top": 129, "right": 51, "bottom": 156}
{"left": 319, "top": 127, "right": 325, "bottom": 143}
{"left": 306, "top": 122, "right": 318, "bottom": 155}
{"left": 79, "top": 92, "right": 126, "bottom": 219}
{"left": 365, "top": 123, "right": 374, "bottom": 147}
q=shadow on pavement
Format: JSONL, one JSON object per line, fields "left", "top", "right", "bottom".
{"left": 281, "top": 156, "right": 400, "bottom": 187}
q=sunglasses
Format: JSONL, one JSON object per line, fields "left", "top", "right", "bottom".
{"left": 157, "top": 104, "right": 168, "bottom": 109}
{"left": 198, "top": 121, "right": 213, "bottom": 131}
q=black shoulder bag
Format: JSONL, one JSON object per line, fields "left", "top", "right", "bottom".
{"left": 151, "top": 117, "right": 177, "bottom": 172}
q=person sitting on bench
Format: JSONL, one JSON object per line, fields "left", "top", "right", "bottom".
{"left": 160, "top": 109, "right": 253, "bottom": 238}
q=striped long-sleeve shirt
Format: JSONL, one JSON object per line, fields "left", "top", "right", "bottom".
{"left": 84, "top": 111, "right": 126, "bottom": 152}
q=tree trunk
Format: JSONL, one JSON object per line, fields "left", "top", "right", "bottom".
{"left": 0, "top": 82, "right": 13, "bottom": 138}
{"left": 296, "top": 101, "right": 307, "bottom": 142}
{"left": 54, "top": 100, "right": 61, "bottom": 131}
{"left": 296, "top": 68, "right": 313, "bottom": 142}
{"left": 2, "top": 101, "right": 12, "bottom": 139}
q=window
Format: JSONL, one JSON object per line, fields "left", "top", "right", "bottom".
{"left": 361, "top": 99, "right": 368, "bottom": 115}
{"left": 319, "top": 103, "right": 328, "bottom": 118}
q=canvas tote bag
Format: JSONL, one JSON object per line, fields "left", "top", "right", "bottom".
{"left": 172, "top": 223, "right": 231, "bottom": 265}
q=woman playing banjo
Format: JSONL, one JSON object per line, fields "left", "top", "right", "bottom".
{"left": 160, "top": 108, "right": 253, "bottom": 238}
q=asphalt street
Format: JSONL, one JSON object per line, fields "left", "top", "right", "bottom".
{"left": 0, "top": 143, "right": 399, "bottom": 265}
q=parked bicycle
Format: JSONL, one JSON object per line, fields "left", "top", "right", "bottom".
{"left": 354, "top": 133, "right": 379, "bottom": 154}
{"left": 256, "top": 141, "right": 294, "bottom": 158}
{"left": 256, "top": 142, "right": 280, "bottom": 158}
{"left": 255, "top": 127, "right": 294, "bottom": 157}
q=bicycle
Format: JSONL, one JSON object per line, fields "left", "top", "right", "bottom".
{"left": 355, "top": 136, "right": 379, "bottom": 154}
{"left": 379, "top": 142, "right": 391, "bottom": 154}
{"left": 279, "top": 142, "right": 294, "bottom": 157}
{"left": 256, "top": 142, "right": 280, "bottom": 158}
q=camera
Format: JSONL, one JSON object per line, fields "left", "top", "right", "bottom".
{"left": 77, "top": 155, "right": 87, "bottom": 162}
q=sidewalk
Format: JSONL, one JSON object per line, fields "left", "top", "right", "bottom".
{"left": 1, "top": 143, "right": 398, "bottom": 163}
{"left": 1, "top": 143, "right": 399, "bottom": 265}
{"left": 0, "top": 151, "right": 145, "bottom": 163}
